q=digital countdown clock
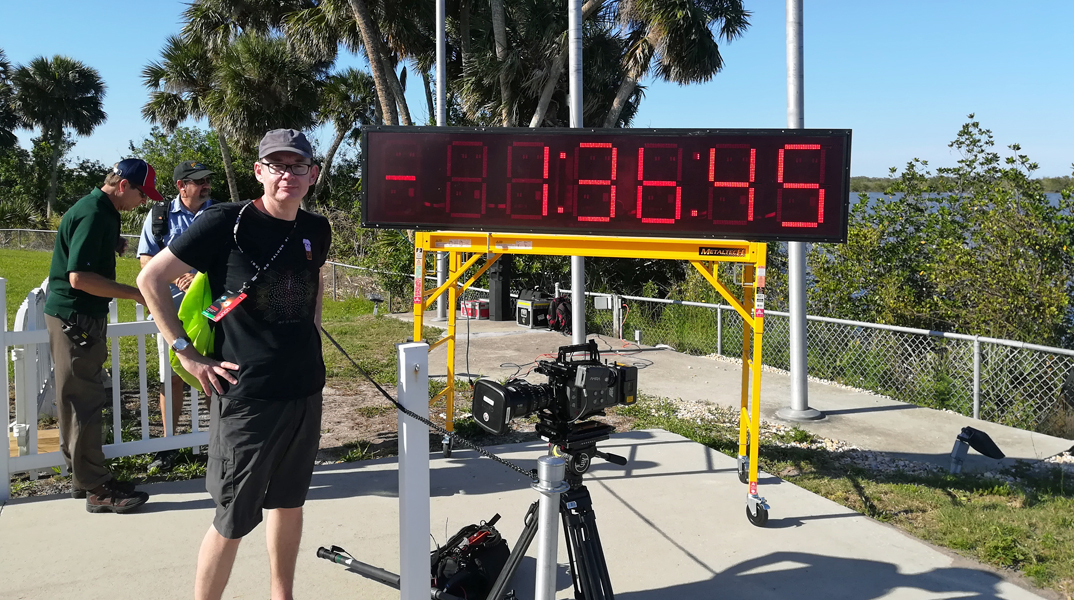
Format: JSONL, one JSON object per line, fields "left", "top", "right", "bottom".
{"left": 361, "top": 127, "right": 851, "bottom": 242}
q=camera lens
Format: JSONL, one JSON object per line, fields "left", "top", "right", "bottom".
{"left": 471, "top": 379, "right": 555, "bottom": 435}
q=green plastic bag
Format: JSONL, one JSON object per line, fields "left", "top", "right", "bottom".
{"left": 169, "top": 272, "right": 215, "bottom": 394}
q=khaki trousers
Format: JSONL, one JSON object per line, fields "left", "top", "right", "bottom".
{"left": 44, "top": 313, "right": 112, "bottom": 491}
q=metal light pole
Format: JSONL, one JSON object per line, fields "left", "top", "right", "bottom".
{"left": 569, "top": 0, "right": 586, "bottom": 345}
{"left": 434, "top": 0, "right": 449, "bottom": 321}
{"left": 777, "top": 0, "right": 822, "bottom": 421}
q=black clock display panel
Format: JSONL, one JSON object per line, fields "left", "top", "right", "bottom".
{"left": 362, "top": 127, "right": 851, "bottom": 242}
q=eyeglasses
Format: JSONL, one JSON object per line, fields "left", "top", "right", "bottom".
{"left": 132, "top": 187, "right": 148, "bottom": 201}
{"left": 259, "top": 161, "right": 312, "bottom": 176}
{"left": 184, "top": 177, "right": 212, "bottom": 186}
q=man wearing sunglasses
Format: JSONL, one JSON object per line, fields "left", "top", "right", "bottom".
{"left": 138, "top": 130, "right": 330, "bottom": 600}
{"left": 136, "top": 161, "right": 216, "bottom": 472}
{"left": 43, "top": 158, "right": 163, "bottom": 514}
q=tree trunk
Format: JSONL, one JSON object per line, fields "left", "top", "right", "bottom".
{"left": 529, "top": 43, "right": 567, "bottom": 127}
{"left": 347, "top": 0, "right": 398, "bottom": 126}
{"left": 460, "top": 0, "right": 472, "bottom": 69}
{"left": 311, "top": 126, "right": 348, "bottom": 206}
{"left": 217, "top": 129, "right": 242, "bottom": 203}
{"left": 382, "top": 53, "right": 412, "bottom": 126}
{"left": 490, "top": 0, "right": 513, "bottom": 126}
{"left": 422, "top": 69, "right": 436, "bottom": 125}
{"left": 602, "top": 73, "right": 638, "bottom": 128}
{"left": 527, "top": 0, "right": 604, "bottom": 128}
{"left": 44, "top": 127, "right": 63, "bottom": 221}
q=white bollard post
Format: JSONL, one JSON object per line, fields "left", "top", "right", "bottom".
{"left": 397, "top": 342, "right": 430, "bottom": 600}
{"left": 533, "top": 455, "right": 568, "bottom": 600}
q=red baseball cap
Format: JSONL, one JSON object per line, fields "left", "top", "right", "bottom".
{"left": 113, "top": 158, "right": 164, "bottom": 202}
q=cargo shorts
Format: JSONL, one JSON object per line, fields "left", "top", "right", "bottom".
{"left": 207, "top": 391, "right": 323, "bottom": 539}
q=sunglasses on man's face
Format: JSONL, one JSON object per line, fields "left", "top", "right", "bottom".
{"left": 184, "top": 177, "right": 211, "bottom": 186}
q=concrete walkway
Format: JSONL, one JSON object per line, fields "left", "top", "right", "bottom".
{"left": 1, "top": 311, "right": 1069, "bottom": 599}
{"left": 0, "top": 430, "right": 1052, "bottom": 600}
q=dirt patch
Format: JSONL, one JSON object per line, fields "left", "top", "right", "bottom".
{"left": 8, "top": 379, "right": 637, "bottom": 498}
{"left": 319, "top": 380, "right": 404, "bottom": 460}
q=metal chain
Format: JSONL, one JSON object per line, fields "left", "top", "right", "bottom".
{"left": 319, "top": 326, "right": 539, "bottom": 482}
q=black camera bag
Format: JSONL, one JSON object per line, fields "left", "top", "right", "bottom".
{"left": 431, "top": 514, "right": 510, "bottom": 599}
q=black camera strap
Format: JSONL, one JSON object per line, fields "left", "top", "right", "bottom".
{"left": 318, "top": 325, "right": 539, "bottom": 482}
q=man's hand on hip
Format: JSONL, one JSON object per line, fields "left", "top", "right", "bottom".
{"left": 176, "top": 349, "right": 239, "bottom": 395}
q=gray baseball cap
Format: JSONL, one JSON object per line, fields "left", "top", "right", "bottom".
{"left": 258, "top": 129, "right": 313, "bottom": 159}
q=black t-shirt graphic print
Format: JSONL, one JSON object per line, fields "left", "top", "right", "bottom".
{"left": 170, "top": 200, "right": 332, "bottom": 401}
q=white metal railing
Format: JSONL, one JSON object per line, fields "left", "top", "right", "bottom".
{"left": 2, "top": 277, "right": 206, "bottom": 500}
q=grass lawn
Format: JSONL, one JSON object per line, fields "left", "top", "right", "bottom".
{"left": 1, "top": 247, "right": 144, "bottom": 326}
{"left": 1, "top": 247, "right": 440, "bottom": 390}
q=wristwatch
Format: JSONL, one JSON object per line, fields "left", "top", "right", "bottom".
{"left": 171, "top": 337, "right": 191, "bottom": 352}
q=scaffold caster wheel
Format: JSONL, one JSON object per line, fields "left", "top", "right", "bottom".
{"left": 746, "top": 504, "right": 769, "bottom": 527}
{"left": 442, "top": 436, "right": 452, "bottom": 458}
{"left": 737, "top": 457, "right": 749, "bottom": 485}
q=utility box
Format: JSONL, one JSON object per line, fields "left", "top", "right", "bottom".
{"left": 516, "top": 299, "right": 550, "bottom": 329}
{"left": 461, "top": 299, "right": 490, "bottom": 320}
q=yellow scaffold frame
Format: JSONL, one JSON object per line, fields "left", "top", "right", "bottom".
{"left": 411, "top": 231, "right": 770, "bottom": 524}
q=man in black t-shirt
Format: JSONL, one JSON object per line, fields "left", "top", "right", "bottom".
{"left": 137, "top": 130, "right": 330, "bottom": 600}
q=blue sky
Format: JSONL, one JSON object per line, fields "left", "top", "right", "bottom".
{"left": 2, "top": 1, "right": 1072, "bottom": 177}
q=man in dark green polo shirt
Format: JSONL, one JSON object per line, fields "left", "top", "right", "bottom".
{"left": 43, "top": 158, "right": 163, "bottom": 514}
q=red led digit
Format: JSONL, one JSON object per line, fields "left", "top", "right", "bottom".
{"left": 708, "top": 144, "right": 755, "bottom": 225}
{"left": 777, "top": 144, "right": 826, "bottom": 228}
{"left": 506, "top": 142, "right": 549, "bottom": 220}
{"left": 383, "top": 142, "right": 421, "bottom": 205}
{"left": 574, "top": 143, "right": 617, "bottom": 223}
{"left": 636, "top": 144, "right": 682, "bottom": 224}
{"left": 446, "top": 141, "right": 487, "bottom": 218}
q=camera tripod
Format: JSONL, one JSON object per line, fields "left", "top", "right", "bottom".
{"left": 485, "top": 419, "right": 627, "bottom": 600}
{"left": 317, "top": 417, "right": 626, "bottom": 600}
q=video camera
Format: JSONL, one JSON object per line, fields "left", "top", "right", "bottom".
{"left": 471, "top": 340, "right": 638, "bottom": 436}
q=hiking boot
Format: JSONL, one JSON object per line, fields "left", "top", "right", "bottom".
{"left": 71, "top": 478, "right": 135, "bottom": 499}
{"left": 85, "top": 479, "right": 149, "bottom": 514}
{"left": 148, "top": 449, "right": 180, "bottom": 472}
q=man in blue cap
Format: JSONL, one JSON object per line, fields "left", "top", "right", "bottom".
{"left": 136, "top": 160, "right": 215, "bottom": 471}
{"left": 138, "top": 130, "right": 330, "bottom": 600}
{"left": 44, "top": 158, "right": 163, "bottom": 513}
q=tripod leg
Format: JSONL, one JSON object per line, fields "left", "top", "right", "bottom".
{"left": 560, "top": 486, "right": 614, "bottom": 600}
{"left": 485, "top": 502, "right": 540, "bottom": 600}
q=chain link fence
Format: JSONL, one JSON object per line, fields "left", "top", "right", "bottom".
{"left": 1, "top": 229, "right": 138, "bottom": 254}
{"left": 566, "top": 287, "right": 1074, "bottom": 435}
{"left": 7, "top": 231, "right": 1073, "bottom": 435}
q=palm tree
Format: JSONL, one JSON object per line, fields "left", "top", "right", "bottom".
{"left": 528, "top": 0, "right": 605, "bottom": 127}
{"left": 142, "top": 35, "right": 243, "bottom": 202}
{"left": 490, "top": 0, "right": 514, "bottom": 126}
{"left": 312, "top": 68, "right": 378, "bottom": 206}
{"left": 458, "top": 0, "right": 639, "bottom": 128}
{"left": 206, "top": 33, "right": 325, "bottom": 148}
{"left": 346, "top": 0, "right": 405, "bottom": 126}
{"left": 602, "top": 0, "right": 749, "bottom": 127}
{"left": 0, "top": 49, "right": 22, "bottom": 149}
{"left": 12, "top": 55, "right": 106, "bottom": 219}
